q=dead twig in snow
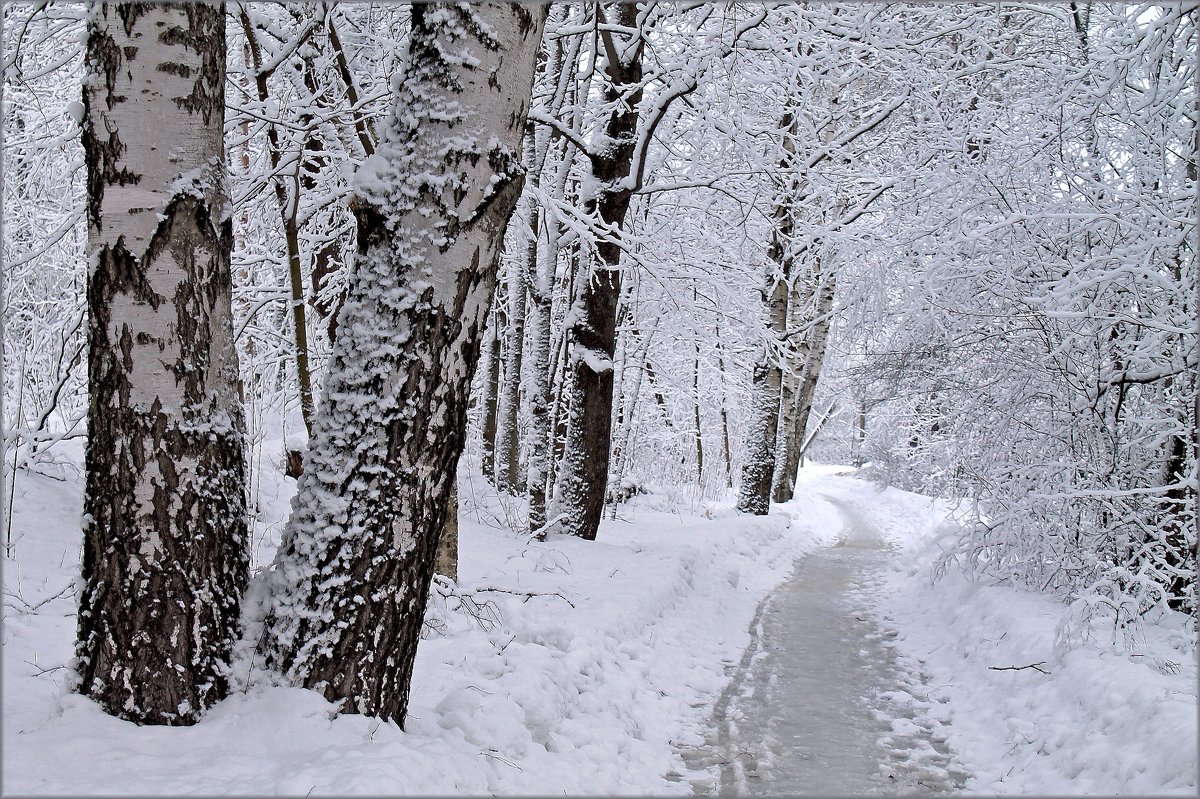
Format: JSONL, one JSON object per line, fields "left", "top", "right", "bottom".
{"left": 988, "top": 661, "right": 1050, "bottom": 675}
{"left": 470, "top": 586, "right": 576, "bottom": 608}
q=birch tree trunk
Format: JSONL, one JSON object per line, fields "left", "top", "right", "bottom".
{"left": 77, "top": 1, "right": 248, "bottom": 725}
{"left": 526, "top": 14, "right": 581, "bottom": 536}
{"left": 772, "top": 349, "right": 803, "bottom": 502}
{"left": 773, "top": 258, "right": 836, "bottom": 503}
{"left": 786, "top": 268, "right": 837, "bottom": 478}
{"left": 256, "top": 2, "right": 547, "bottom": 726}
{"left": 736, "top": 264, "right": 789, "bottom": 515}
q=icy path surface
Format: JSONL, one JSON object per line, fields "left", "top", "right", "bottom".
{"left": 686, "top": 494, "right": 967, "bottom": 796}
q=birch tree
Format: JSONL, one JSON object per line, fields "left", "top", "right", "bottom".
{"left": 76, "top": 1, "right": 248, "bottom": 725}
{"left": 254, "top": 2, "right": 547, "bottom": 725}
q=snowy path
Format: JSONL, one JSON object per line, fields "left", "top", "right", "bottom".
{"left": 686, "top": 494, "right": 967, "bottom": 796}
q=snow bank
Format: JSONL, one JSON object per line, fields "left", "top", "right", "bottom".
{"left": 807, "top": 473, "right": 1199, "bottom": 796}
{"left": 2, "top": 455, "right": 832, "bottom": 795}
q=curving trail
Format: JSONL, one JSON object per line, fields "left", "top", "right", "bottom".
{"left": 685, "top": 494, "right": 967, "bottom": 796}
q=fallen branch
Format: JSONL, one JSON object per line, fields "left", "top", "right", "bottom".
{"left": 988, "top": 661, "right": 1050, "bottom": 675}
{"left": 471, "top": 586, "right": 576, "bottom": 609}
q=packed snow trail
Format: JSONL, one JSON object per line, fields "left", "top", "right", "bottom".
{"left": 687, "top": 493, "right": 967, "bottom": 796}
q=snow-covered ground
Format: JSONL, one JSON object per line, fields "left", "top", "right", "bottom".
{"left": 2, "top": 453, "right": 1196, "bottom": 795}
{"left": 814, "top": 474, "right": 1199, "bottom": 796}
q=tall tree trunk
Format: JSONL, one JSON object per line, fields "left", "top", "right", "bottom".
{"left": 256, "top": 2, "right": 546, "bottom": 726}
{"left": 715, "top": 330, "right": 734, "bottom": 489}
{"left": 692, "top": 346, "right": 705, "bottom": 486}
{"left": 548, "top": 238, "right": 582, "bottom": 475}
{"left": 78, "top": 1, "right": 248, "bottom": 725}
{"left": 610, "top": 322, "right": 654, "bottom": 489}
{"left": 550, "top": 3, "right": 642, "bottom": 540}
{"left": 737, "top": 106, "right": 799, "bottom": 515}
{"left": 495, "top": 191, "right": 531, "bottom": 493}
{"left": 479, "top": 306, "right": 501, "bottom": 482}
{"left": 526, "top": 191, "right": 556, "bottom": 536}
{"left": 771, "top": 251, "right": 814, "bottom": 503}
{"left": 0, "top": 47, "right": 6, "bottom": 555}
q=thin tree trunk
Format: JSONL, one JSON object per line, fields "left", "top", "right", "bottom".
{"left": 525, "top": 215, "right": 554, "bottom": 534}
{"left": 547, "top": 241, "right": 580, "bottom": 488}
{"left": 854, "top": 400, "right": 868, "bottom": 467}
{"left": 78, "top": 1, "right": 248, "bottom": 725}
{"left": 526, "top": 33, "right": 573, "bottom": 533}
{"left": 480, "top": 306, "right": 501, "bottom": 482}
{"left": 256, "top": 2, "right": 546, "bottom": 726}
{"left": 713, "top": 325, "right": 734, "bottom": 488}
{"left": 495, "top": 188, "right": 531, "bottom": 493}
{"left": 0, "top": 37, "right": 6, "bottom": 556}
{"left": 692, "top": 345, "right": 704, "bottom": 486}
{"left": 610, "top": 321, "right": 653, "bottom": 487}
{"left": 526, "top": 137, "right": 560, "bottom": 535}
{"left": 239, "top": 10, "right": 316, "bottom": 438}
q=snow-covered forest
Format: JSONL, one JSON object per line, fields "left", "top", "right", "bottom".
{"left": 2, "top": 1, "right": 1196, "bottom": 795}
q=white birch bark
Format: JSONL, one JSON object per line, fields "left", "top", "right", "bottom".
{"left": 77, "top": 1, "right": 248, "bottom": 725}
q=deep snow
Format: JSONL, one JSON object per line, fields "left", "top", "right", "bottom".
{"left": 1, "top": 452, "right": 1196, "bottom": 795}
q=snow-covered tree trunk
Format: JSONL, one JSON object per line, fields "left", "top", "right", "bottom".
{"left": 525, "top": 188, "right": 555, "bottom": 536}
{"left": 77, "top": 1, "right": 248, "bottom": 726}
{"left": 479, "top": 307, "right": 501, "bottom": 481}
{"left": 736, "top": 262, "right": 789, "bottom": 515}
{"left": 495, "top": 189, "right": 531, "bottom": 493}
{"left": 256, "top": 2, "right": 547, "bottom": 725}
{"left": 551, "top": 2, "right": 642, "bottom": 540}
{"left": 773, "top": 257, "right": 836, "bottom": 503}
{"left": 737, "top": 108, "right": 798, "bottom": 515}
